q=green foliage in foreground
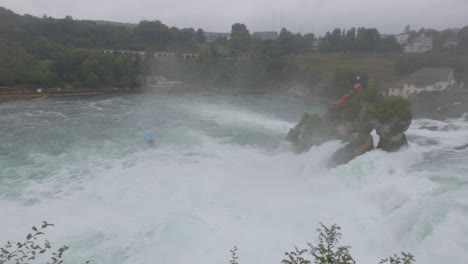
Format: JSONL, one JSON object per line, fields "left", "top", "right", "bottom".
{"left": 235, "top": 223, "right": 415, "bottom": 264}
{"left": 1, "top": 222, "right": 414, "bottom": 264}
{"left": 0, "top": 222, "right": 68, "bottom": 264}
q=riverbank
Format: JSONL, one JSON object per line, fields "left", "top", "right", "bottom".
{"left": 0, "top": 90, "right": 143, "bottom": 103}
{"left": 410, "top": 90, "right": 468, "bottom": 119}
{"left": 0, "top": 84, "right": 330, "bottom": 104}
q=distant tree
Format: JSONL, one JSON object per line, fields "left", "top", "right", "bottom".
{"left": 330, "top": 28, "right": 342, "bottom": 51}
{"left": 344, "top": 28, "right": 356, "bottom": 51}
{"left": 355, "top": 28, "right": 380, "bottom": 52}
{"left": 0, "top": 67, "right": 15, "bottom": 86}
{"left": 303, "top": 33, "right": 315, "bottom": 48}
{"left": 230, "top": 23, "right": 251, "bottom": 53}
{"left": 172, "top": 27, "right": 196, "bottom": 50}
{"left": 434, "top": 29, "right": 458, "bottom": 50}
{"left": 133, "top": 20, "right": 172, "bottom": 50}
{"left": 195, "top": 28, "right": 206, "bottom": 43}
{"left": 404, "top": 25, "right": 411, "bottom": 34}
{"left": 210, "top": 44, "right": 218, "bottom": 57}
{"left": 85, "top": 72, "right": 100, "bottom": 88}
{"left": 458, "top": 26, "right": 468, "bottom": 49}
{"left": 277, "top": 28, "right": 304, "bottom": 54}
{"left": 379, "top": 36, "right": 401, "bottom": 53}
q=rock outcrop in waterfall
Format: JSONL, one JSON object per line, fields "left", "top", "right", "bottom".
{"left": 287, "top": 89, "right": 412, "bottom": 167}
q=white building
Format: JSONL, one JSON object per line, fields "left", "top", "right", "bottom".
{"left": 388, "top": 68, "right": 456, "bottom": 98}
{"left": 204, "top": 32, "right": 231, "bottom": 43}
{"left": 312, "top": 40, "right": 323, "bottom": 48}
{"left": 252, "top": 31, "right": 278, "bottom": 41}
{"left": 403, "top": 35, "right": 433, "bottom": 53}
{"left": 444, "top": 36, "right": 458, "bottom": 48}
{"left": 396, "top": 33, "right": 409, "bottom": 46}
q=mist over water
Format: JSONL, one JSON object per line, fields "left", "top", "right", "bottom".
{"left": 1, "top": 93, "right": 467, "bottom": 264}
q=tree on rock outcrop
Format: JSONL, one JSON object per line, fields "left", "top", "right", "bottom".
{"left": 287, "top": 78, "right": 412, "bottom": 166}
{"left": 369, "top": 96, "right": 412, "bottom": 152}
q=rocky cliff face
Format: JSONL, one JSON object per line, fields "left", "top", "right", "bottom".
{"left": 287, "top": 91, "right": 412, "bottom": 166}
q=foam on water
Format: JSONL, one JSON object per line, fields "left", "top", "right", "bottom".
{"left": 1, "top": 94, "right": 467, "bottom": 264}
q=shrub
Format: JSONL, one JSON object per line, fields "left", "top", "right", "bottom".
{"left": 328, "top": 69, "right": 368, "bottom": 98}
{"left": 369, "top": 96, "right": 412, "bottom": 123}
{"left": 0, "top": 222, "right": 68, "bottom": 264}
{"left": 231, "top": 223, "right": 415, "bottom": 264}
{"left": 282, "top": 223, "right": 355, "bottom": 264}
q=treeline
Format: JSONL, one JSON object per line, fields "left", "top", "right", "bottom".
{"left": 0, "top": 7, "right": 204, "bottom": 51}
{"left": 395, "top": 52, "right": 468, "bottom": 81}
{"left": 392, "top": 26, "right": 468, "bottom": 82}
{"left": 0, "top": 6, "right": 319, "bottom": 89}
{"left": 319, "top": 28, "right": 400, "bottom": 53}
{"left": 2, "top": 5, "right": 468, "bottom": 90}
{"left": 0, "top": 7, "right": 145, "bottom": 89}
{"left": 402, "top": 26, "right": 461, "bottom": 51}
{"left": 150, "top": 54, "right": 314, "bottom": 89}
{"left": 0, "top": 43, "right": 144, "bottom": 88}
{"left": 224, "top": 24, "right": 315, "bottom": 55}
{"left": 0, "top": 6, "right": 207, "bottom": 88}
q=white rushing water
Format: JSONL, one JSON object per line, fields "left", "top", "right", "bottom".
{"left": 0, "top": 93, "right": 467, "bottom": 264}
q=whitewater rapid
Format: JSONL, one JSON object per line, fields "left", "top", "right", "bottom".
{"left": 0, "top": 93, "right": 467, "bottom": 264}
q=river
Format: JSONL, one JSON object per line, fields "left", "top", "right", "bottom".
{"left": 0, "top": 93, "right": 467, "bottom": 264}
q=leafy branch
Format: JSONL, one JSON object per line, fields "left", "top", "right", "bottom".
{"left": 229, "top": 246, "right": 239, "bottom": 264}
{"left": 379, "top": 252, "right": 415, "bottom": 264}
{"left": 0, "top": 221, "right": 68, "bottom": 264}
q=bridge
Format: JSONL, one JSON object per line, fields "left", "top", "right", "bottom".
{"left": 102, "top": 50, "right": 199, "bottom": 60}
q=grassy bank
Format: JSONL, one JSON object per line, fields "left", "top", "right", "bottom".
{"left": 0, "top": 94, "right": 45, "bottom": 103}
{"left": 294, "top": 53, "right": 398, "bottom": 84}
{"left": 0, "top": 90, "right": 143, "bottom": 103}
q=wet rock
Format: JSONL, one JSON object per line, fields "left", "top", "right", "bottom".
{"left": 420, "top": 125, "right": 438, "bottom": 131}
{"left": 287, "top": 92, "right": 412, "bottom": 163}
{"left": 462, "top": 113, "right": 468, "bottom": 121}
{"left": 330, "top": 133, "right": 374, "bottom": 167}
{"left": 371, "top": 116, "right": 411, "bottom": 152}
{"left": 376, "top": 132, "right": 408, "bottom": 152}
{"left": 440, "top": 124, "right": 460, "bottom": 131}
{"left": 286, "top": 113, "right": 337, "bottom": 153}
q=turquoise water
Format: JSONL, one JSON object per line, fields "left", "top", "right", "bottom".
{"left": 0, "top": 93, "right": 467, "bottom": 264}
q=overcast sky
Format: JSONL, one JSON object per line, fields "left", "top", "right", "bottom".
{"left": 1, "top": 0, "right": 468, "bottom": 35}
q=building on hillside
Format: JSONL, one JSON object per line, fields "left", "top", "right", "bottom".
{"left": 444, "top": 36, "right": 458, "bottom": 48}
{"left": 403, "top": 35, "right": 433, "bottom": 53}
{"left": 312, "top": 40, "right": 323, "bottom": 48}
{"left": 146, "top": 76, "right": 183, "bottom": 90}
{"left": 204, "top": 32, "right": 231, "bottom": 43}
{"left": 252, "top": 31, "right": 278, "bottom": 41}
{"left": 102, "top": 50, "right": 198, "bottom": 60}
{"left": 387, "top": 67, "right": 456, "bottom": 98}
{"left": 396, "top": 33, "right": 409, "bottom": 46}
{"left": 103, "top": 49, "right": 146, "bottom": 56}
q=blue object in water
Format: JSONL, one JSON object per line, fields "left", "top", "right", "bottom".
{"left": 144, "top": 132, "right": 154, "bottom": 143}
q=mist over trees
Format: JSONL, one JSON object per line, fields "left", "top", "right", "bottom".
{"left": 318, "top": 27, "right": 401, "bottom": 53}
{"left": 1, "top": 6, "right": 468, "bottom": 90}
